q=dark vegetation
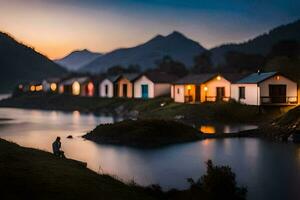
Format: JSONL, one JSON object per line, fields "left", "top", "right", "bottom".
{"left": 83, "top": 119, "right": 201, "bottom": 147}
{"left": 0, "top": 138, "right": 247, "bottom": 200}
{"left": 0, "top": 32, "right": 67, "bottom": 93}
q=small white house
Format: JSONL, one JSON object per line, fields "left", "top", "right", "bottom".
{"left": 231, "top": 72, "right": 298, "bottom": 105}
{"left": 99, "top": 76, "right": 119, "bottom": 98}
{"left": 172, "top": 74, "right": 232, "bottom": 103}
{"left": 133, "top": 72, "right": 178, "bottom": 99}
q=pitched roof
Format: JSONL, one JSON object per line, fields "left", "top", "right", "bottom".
{"left": 237, "top": 72, "right": 278, "bottom": 84}
{"left": 61, "top": 77, "right": 90, "bottom": 85}
{"left": 135, "top": 72, "right": 179, "bottom": 83}
{"left": 174, "top": 74, "right": 218, "bottom": 85}
{"left": 115, "top": 73, "right": 140, "bottom": 82}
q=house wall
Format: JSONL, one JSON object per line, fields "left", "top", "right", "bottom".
{"left": 117, "top": 78, "right": 133, "bottom": 98}
{"left": 259, "top": 75, "right": 298, "bottom": 101}
{"left": 231, "top": 84, "right": 259, "bottom": 105}
{"left": 171, "top": 85, "right": 174, "bottom": 99}
{"left": 174, "top": 85, "right": 185, "bottom": 103}
{"left": 133, "top": 76, "right": 154, "bottom": 98}
{"left": 100, "top": 79, "right": 114, "bottom": 98}
{"left": 154, "top": 83, "right": 171, "bottom": 97}
{"left": 201, "top": 76, "right": 231, "bottom": 102}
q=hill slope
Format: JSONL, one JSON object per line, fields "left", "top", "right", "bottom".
{"left": 0, "top": 32, "right": 67, "bottom": 93}
{"left": 210, "top": 19, "right": 300, "bottom": 65}
{"left": 55, "top": 49, "right": 102, "bottom": 71}
{"left": 80, "top": 31, "right": 206, "bottom": 73}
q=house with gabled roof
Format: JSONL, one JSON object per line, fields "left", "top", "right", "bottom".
{"left": 172, "top": 73, "right": 232, "bottom": 103}
{"left": 133, "top": 72, "right": 178, "bottom": 99}
{"left": 114, "top": 74, "right": 140, "bottom": 98}
{"left": 231, "top": 71, "right": 298, "bottom": 105}
{"left": 99, "top": 75, "right": 120, "bottom": 98}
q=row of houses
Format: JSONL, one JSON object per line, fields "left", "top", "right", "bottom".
{"left": 18, "top": 71, "right": 299, "bottom": 106}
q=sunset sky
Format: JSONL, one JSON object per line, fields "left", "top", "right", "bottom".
{"left": 0, "top": 0, "right": 300, "bottom": 59}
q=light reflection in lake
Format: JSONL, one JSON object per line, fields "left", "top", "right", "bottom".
{"left": 200, "top": 124, "right": 258, "bottom": 134}
{"left": 1, "top": 108, "right": 300, "bottom": 200}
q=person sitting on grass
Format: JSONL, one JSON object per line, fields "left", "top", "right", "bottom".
{"left": 52, "top": 137, "right": 65, "bottom": 158}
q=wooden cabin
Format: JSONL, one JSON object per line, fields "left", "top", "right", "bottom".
{"left": 114, "top": 74, "right": 139, "bottom": 98}
{"left": 231, "top": 72, "right": 298, "bottom": 106}
{"left": 172, "top": 74, "right": 231, "bottom": 103}
{"left": 133, "top": 72, "right": 178, "bottom": 99}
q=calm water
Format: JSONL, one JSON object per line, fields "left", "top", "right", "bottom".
{"left": 1, "top": 108, "right": 300, "bottom": 200}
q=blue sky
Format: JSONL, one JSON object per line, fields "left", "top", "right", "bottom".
{"left": 0, "top": 0, "right": 299, "bottom": 58}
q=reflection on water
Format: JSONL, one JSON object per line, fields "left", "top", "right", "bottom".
{"left": 200, "top": 124, "right": 258, "bottom": 134}
{"left": 1, "top": 108, "right": 300, "bottom": 200}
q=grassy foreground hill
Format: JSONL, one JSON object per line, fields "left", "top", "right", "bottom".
{"left": 0, "top": 32, "right": 67, "bottom": 93}
{"left": 0, "top": 138, "right": 155, "bottom": 200}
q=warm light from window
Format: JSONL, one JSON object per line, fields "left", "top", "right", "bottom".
{"left": 35, "top": 85, "right": 43, "bottom": 91}
{"left": 72, "top": 81, "right": 80, "bottom": 95}
{"left": 276, "top": 76, "right": 280, "bottom": 80}
{"left": 30, "top": 85, "right": 36, "bottom": 92}
{"left": 187, "top": 85, "right": 192, "bottom": 90}
{"left": 204, "top": 86, "right": 208, "bottom": 91}
{"left": 50, "top": 83, "right": 57, "bottom": 91}
{"left": 217, "top": 76, "right": 221, "bottom": 81}
{"left": 200, "top": 125, "right": 216, "bottom": 134}
{"left": 87, "top": 82, "right": 94, "bottom": 96}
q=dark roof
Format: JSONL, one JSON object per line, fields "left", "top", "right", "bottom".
{"left": 237, "top": 72, "right": 278, "bottom": 84}
{"left": 222, "top": 73, "right": 250, "bottom": 84}
{"left": 174, "top": 74, "right": 218, "bottom": 85}
{"left": 115, "top": 73, "right": 140, "bottom": 82}
{"left": 135, "top": 72, "right": 179, "bottom": 83}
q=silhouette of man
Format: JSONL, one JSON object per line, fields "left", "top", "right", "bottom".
{"left": 52, "top": 137, "right": 65, "bottom": 158}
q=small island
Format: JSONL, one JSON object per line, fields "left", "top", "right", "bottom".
{"left": 83, "top": 119, "right": 202, "bottom": 148}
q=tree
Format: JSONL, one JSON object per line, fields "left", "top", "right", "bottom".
{"left": 192, "top": 51, "right": 213, "bottom": 73}
{"left": 222, "top": 51, "right": 265, "bottom": 73}
{"left": 186, "top": 160, "right": 247, "bottom": 200}
{"left": 154, "top": 56, "right": 188, "bottom": 77}
{"left": 268, "top": 40, "right": 300, "bottom": 59}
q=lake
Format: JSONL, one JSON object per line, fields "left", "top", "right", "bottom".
{"left": 0, "top": 108, "right": 300, "bottom": 200}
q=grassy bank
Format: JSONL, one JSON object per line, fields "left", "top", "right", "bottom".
{"left": 0, "top": 138, "right": 155, "bottom": 200}
{"left": 83, "top": 119, "right": 201, "bottom": 148}
{"left": 0, "top": 138, "right": 247, "bottom": 200}
{"left": 259, "top": 105, "right": 300, "bottom": 141}
{"left": 0, "top": 93, "right": 287, "bottom": 124}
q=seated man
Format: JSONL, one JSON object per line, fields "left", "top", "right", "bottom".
{"left": 52, "top": 137, "right": 65, "bottom": 158}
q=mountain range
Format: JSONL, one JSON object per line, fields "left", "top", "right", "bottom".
{"left": 210, "top": 19, "right": 300, "bottom": 65}
{"left": 0, "top": 32, "right": 67, "bottom": 93}
{"left": 79, "top": 31, "right": 206, "bottom": 73}
{"left": 57, "top": 19, "right": 300, "bottom": 73}
{"left": 55, "top": 49, "right": 102, "bottom": 71}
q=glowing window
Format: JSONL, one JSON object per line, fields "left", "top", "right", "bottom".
{"left": 217, "top": 76, "right": 221, "bottom": 81}
{"left": 30, "top": 85, "right": 35, "bottom": 92}
{"left": 50, "top": 83, "right": 57, "bottom": 91}
{"left": 204, "top": 86, "right": 208, "bottom": 91}
{"left": 87, "top": 82, "right": 94, "bottom": 96}
{"left": 72, "top": 81, "right": 80, "bottom": 95}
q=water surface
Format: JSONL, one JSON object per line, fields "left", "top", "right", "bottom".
{"left": 0, "top": 108, "right": 300, "bottom": 200}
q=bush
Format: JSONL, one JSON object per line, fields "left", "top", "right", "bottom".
{"left": 187, "top": 160, "right": 247, "bottom": 200}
